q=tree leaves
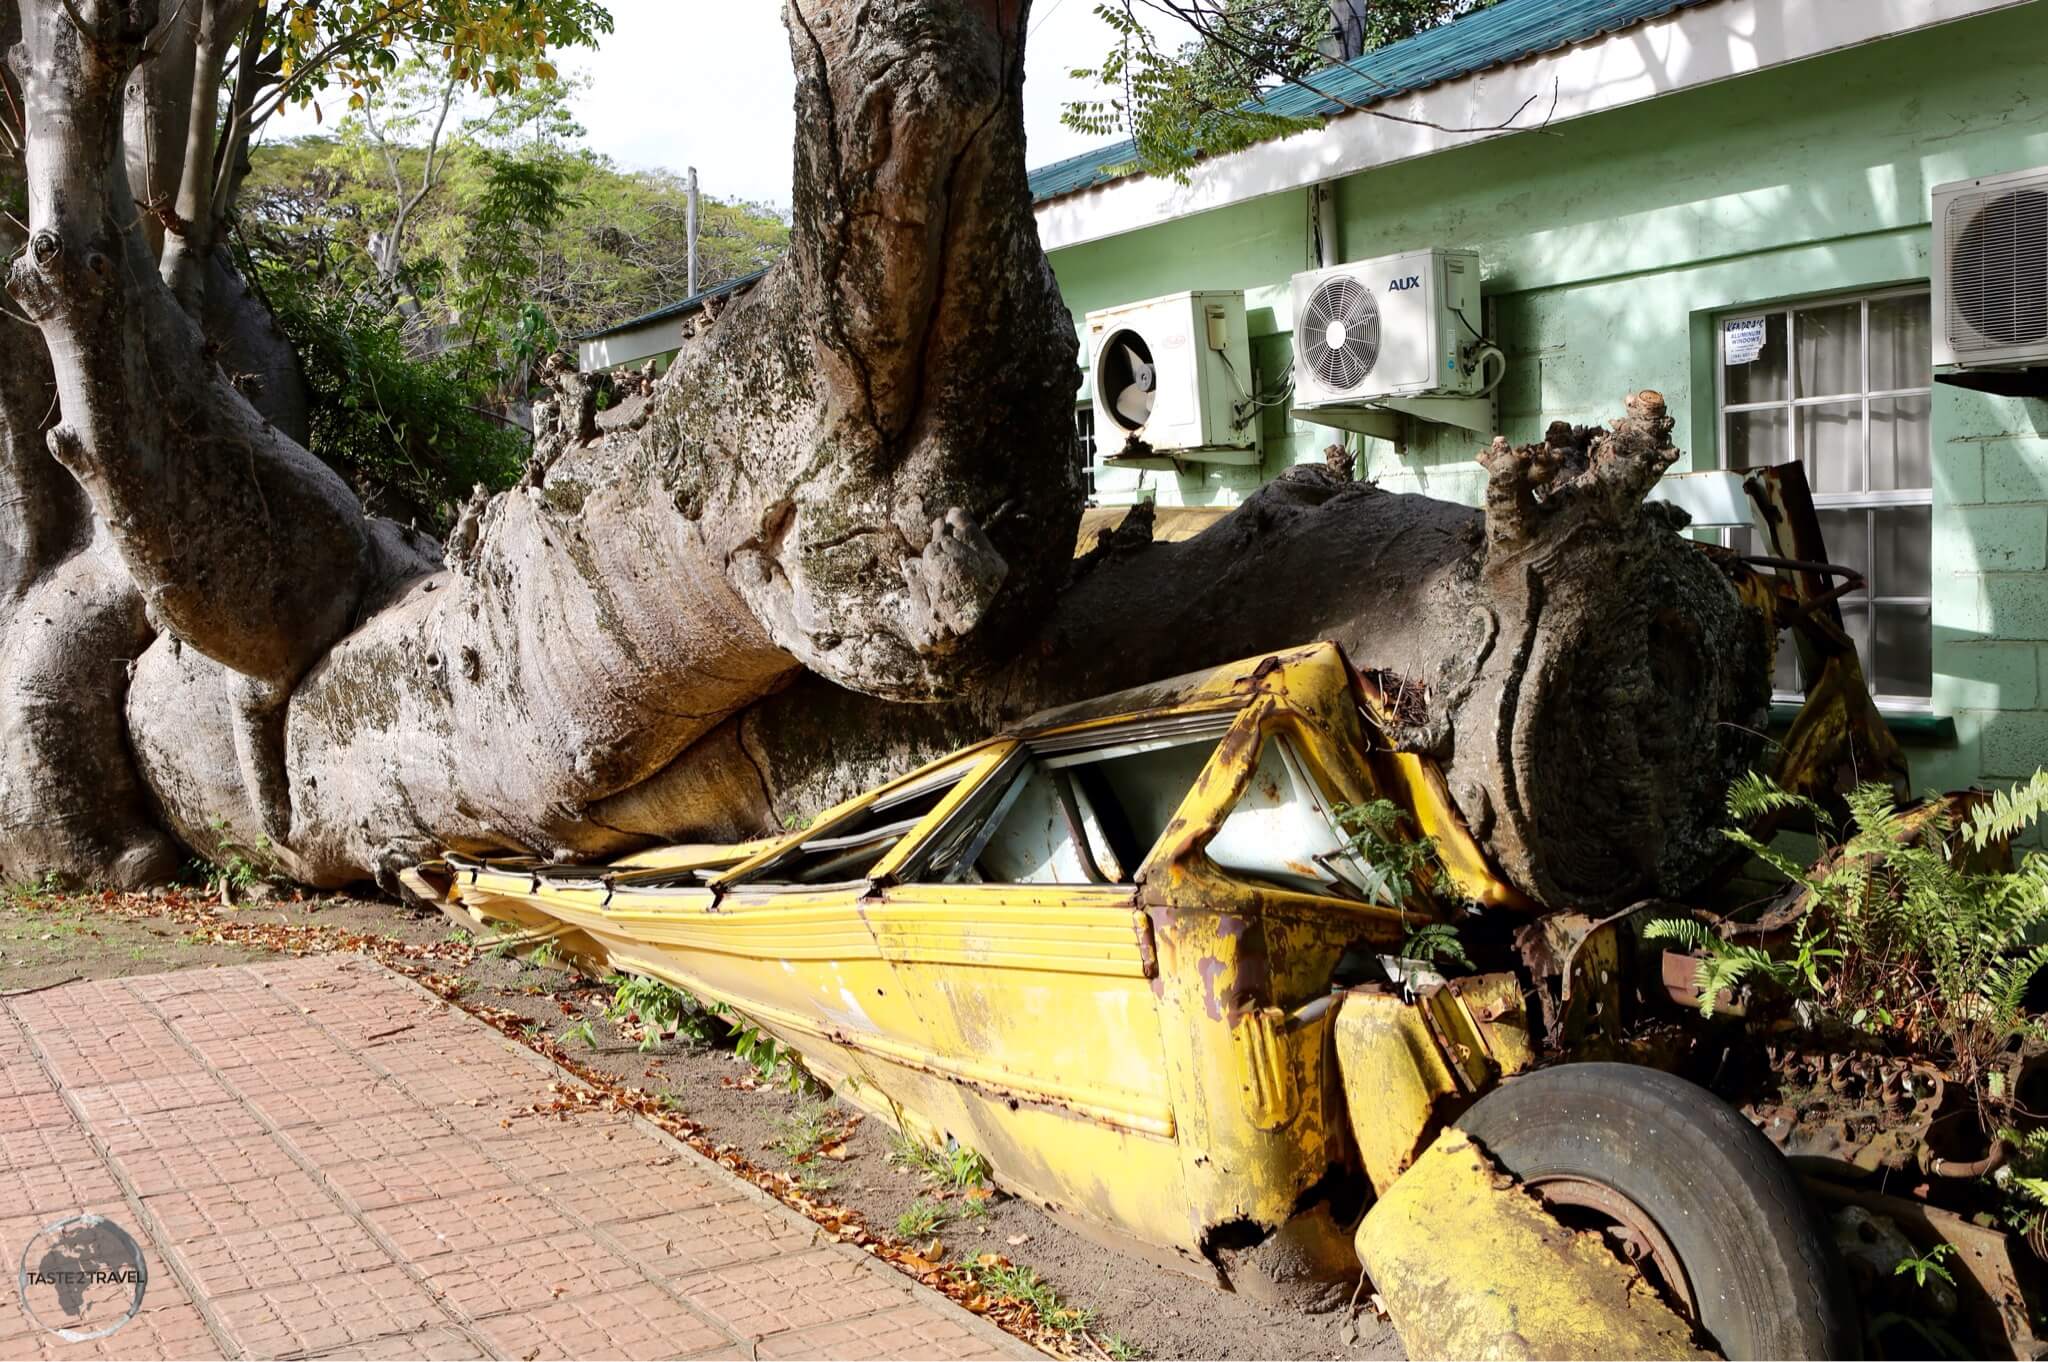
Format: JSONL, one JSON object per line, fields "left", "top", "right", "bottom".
{"left": 1061, "top": 0, "right": 1501, "bottom": 182}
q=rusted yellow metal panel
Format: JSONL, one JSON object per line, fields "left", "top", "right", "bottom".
{"left": 1333, "top": 982, "right": 1535, "bottom": 1194}
{"left": 1357, "top": 1129, "right": 1714, "bottom": 1362}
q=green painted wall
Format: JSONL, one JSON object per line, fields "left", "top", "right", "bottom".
{"left": 1044, "top": 3, "right": 2048, "bottom": 799}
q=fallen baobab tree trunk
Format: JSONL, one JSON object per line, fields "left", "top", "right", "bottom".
{"left": 3, "top": 0, "right": 1769, "bottom": 909}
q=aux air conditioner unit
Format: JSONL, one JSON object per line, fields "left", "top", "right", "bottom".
{"left": 1935, "top": 166, "right": 2048, "bottom": 370}
{"left": 1085, "top": 291, "right": 1260, "bottom": 466}
{"left": 1290, "top": 248, "right": 1486, "bottom": 408}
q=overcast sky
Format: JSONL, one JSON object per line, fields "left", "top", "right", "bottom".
{"left": 273, "top": 2, "right": 1149, "bottom": 211}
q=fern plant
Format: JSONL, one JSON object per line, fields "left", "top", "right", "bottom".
{"left": 1643, "top": 914, "right": 1839, "bottom": 1019}
{"left": 1332, "top": 799, "right": 1453, "bottom": 911}
{"left": 1694, "top": 769, "right": 2048, "bottom": 1111}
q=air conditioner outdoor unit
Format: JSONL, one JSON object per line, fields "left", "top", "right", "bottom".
{"left": 1290, "top": 248, "right": 1487, "bottom": 411}
{"left": 1085, "top": 291, "right": 1260, "bottom": 466}
{"left": 1934, "top": 165, "right": 2048, "bottom": 370}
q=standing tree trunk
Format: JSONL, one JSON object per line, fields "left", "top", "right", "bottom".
{"left": 5, "top": 0, "right": 1769, "bottom": 910}
{"left": 0, "top": 3, "right": 178, "bottom": 885}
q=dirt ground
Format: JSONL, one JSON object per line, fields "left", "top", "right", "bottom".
{"left": 0, "top": 885, "right": 1403, "bottom": 1362}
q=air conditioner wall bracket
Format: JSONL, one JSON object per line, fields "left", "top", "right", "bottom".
{"left": 1291, "top": 393, "right": 1497, "bottom": 441}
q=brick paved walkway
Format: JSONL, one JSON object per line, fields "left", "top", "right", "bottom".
{"left": 1, "top": 958, "right": 1036, "bottom": 1361}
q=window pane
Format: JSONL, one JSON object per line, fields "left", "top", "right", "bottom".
{"left": 1839, "top": 602, "right": 1872, "bottom": 676}
{"left": 1772, "top": 638, "right": 1802, "bottom": 695}
{"left": 1817, "top": 508, "right": 1870, "bottom": 586}
{"left": 1870, "top": 393, "right": 1932, "bottom": 492}
{"left": 1796, "top": 303, "right": 1862, "bottom": 397}
{"left": 1868, "top": 294, "right": 1932, "bottom": 392}
{"left": 1727, "top": 407, "right": 1788, "bottom": 471}
{"left": 1797, "top": 401, "right": 1866, "bottom": 492}
{"left": 1873, "top": 604, "right": 1932, "bottom": 699}
{"left": 1724, "top": 312, "right": 1788, "bottom": 405}
{"left": 1872, "top": 505, "right": 1931, "bottom": 599}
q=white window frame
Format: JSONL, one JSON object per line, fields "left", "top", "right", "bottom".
{"left": 1715, "top": 286, "right": 1933, "bottom": 712}
{"left": 1073, "top": 404, "right": 1099, "bottom": 499}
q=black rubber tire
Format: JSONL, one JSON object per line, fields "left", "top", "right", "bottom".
{"left": 1459, "top": 1062, "right": 1857, "bottom": 1361}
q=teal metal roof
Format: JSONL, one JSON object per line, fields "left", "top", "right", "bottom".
{"left": 1025, "top": 0, "right": 1714, "bottom": 204}
{"left": 573, "top": 268, "right": 770, "bottom": 344}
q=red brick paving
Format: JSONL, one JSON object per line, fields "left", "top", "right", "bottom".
{"left": 1, "top": 959, "right": 1035, "bottom": 1360}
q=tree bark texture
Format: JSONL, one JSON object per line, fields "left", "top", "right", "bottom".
{"left": 3, "top": 0, "right": 1769, "bottom": 910}
{"left": 0, "top": 4, "right": 178, "bottom": 886}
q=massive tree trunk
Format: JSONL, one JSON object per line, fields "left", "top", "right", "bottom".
{"left": 4, "top": 0, "right": 1769, "bottom": 911}
{"left": 0, "top": 2, "right": 178, "bottom": 886}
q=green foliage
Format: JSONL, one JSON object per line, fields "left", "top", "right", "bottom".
{"left": 1993, "top": 1127, "right": 2048, "bottom": 1232}
{"left": 1332, "top": 799, "right": 1446, "bottom": 909}
{"left": 191, "top": 818, "right": 278, "bottom": 896}
{"left": 1690, "top": 772, "right": 2048, "bottom": 1106}
{"left": 1064, "top": 0, "right": 1501, "bottom": 182}
{"left": 1892, "top": 1241, "right": 1957, "bottom": 1288}
{"left": 267, "top": 0, "right": 613, "bottom": 118}
{"left": 771, "top": 1100, "right": 837, "bottom": 1163}
{"left": 889, "top": 1133, "right": 992, "bottom": 1192}
{"left": 1643, "top": 915, "right": 1840, "bottom": 1020}
{"left": 604, "top": 974, "right": 718, "bottom": 1050}
{"left": 451, "top": 149, "right": 576, "bottom": 354}
{"left": 1399, "top": 921, "right": 1471, "bottom": 970}
{"left": 896, "top": 1199, "right": 947, "bottom": 1239}
{"left": 1962, "top": 770, "right": 2048, "bottom": 853}
{"left": 559, "top": 1018, "right": 598, "bottom": 1048}
{"left": 964, "top": 1259, "right": 1096, "bottom": 1336}
{"left": 793, "top": 1166, "right": 837, "bottom": 1196}
{"left": 248, "top": 252, "right": 527, "bottom": 530}
{"left": 6, "top": 871, "right": 63, "bottom": 903}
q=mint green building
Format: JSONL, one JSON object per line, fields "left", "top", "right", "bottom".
{"left": 1028, "top": 0, "right": 2048, "bottom": 800}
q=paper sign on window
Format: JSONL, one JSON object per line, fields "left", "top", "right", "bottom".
{"left": 1723, "top": 316, "right": 1768, "bottom": 366}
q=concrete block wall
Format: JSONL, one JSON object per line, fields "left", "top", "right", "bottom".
{"left": 1927, "top": 388, "right": 2048, "bottom": 801}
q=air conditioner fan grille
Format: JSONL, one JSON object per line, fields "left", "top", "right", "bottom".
{"left": 1947, "top": 186, "right": 2048, "bottom": 351}
{"left": 1299, "top": 275, "right": 1380, "bottom": 392}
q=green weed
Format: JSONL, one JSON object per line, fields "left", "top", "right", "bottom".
{"left": 889, "top": 1132, "right": 991, "bottom": 1192}
{"left": 896, "top": 1199, "right": 947, "bottom": 1239}
{"left": 772, "top": 1100, "right": 836, "bottom": 1163}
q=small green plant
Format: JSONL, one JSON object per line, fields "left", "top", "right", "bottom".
{"left": 1104, "top": 1335, "right": 1146, "bottom": 1361}
{"left": 965, "top": 1258, "right": 1095, "bottom": 1335}
{"left": 1400, "top": 921, "right": 1472, "bottom": 970}
{"left": 202, "top": 818, "right": 275, "bottom": 896}
{"left": 606, "top": 974, "right": 719, "bottom": 1050}
{"left": 446, "top": 926, "right": 472, "bottom": 945}
{"left": 1993, "top": 1127, "right": 2048, "bottom": 1232}
{"left": 772, "top": 1100, "right": 836, "bottom": 1163}
{"left": 733, "top": 1020, "right": 806, "bottom": 1092}
{"left": 890, "top": 1132, "right": 991, "bottom": 1191}
{"left": 1643, "top": 913, "right": 1840, "bottom": 1019}
{"left": 1893, "top": 1241, "right": 1957, "bottom": 1289}
{"left": 7, "top": 870, "right": 63, "bottom": 903}
{"left": 560, "top": 1018, "right": 599, "bottom": 1049}
{"left": 896, "top": 1199, "right": 947, "bottom": 1239}
{"left": 793, "top": 1166, "right": 838, "bottom": 1196}
{"left": 961, "top": 1192, "right": 994, "bottom": 1223}
{"left": 1333, "top": 799, "right": 1458, "bottom": 910}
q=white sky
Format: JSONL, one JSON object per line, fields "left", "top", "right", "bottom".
{"left": 271, "top": 1, "right": 1149, "bottom": 212}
